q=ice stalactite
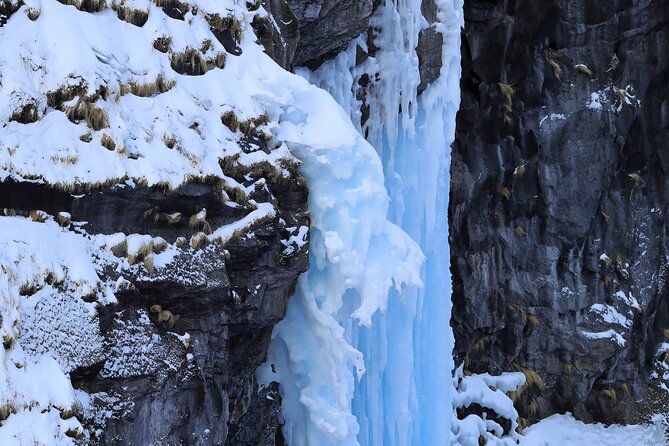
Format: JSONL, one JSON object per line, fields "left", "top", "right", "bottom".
{"left": 283, "top": 0, "right": 465, "bottom": 445}
{"left": 259, "top": 64, "right": 424, "bottom": 446}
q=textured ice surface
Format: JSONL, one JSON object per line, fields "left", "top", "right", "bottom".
{"left": 259, "top": 83, "right": 424, "bottom": 446}
{"left": 281, "top": 0, "right": 464, "bottom": 445}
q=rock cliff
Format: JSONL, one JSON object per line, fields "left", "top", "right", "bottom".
{"left": 3, "top": 0, "right": 668, "bottom": 443}
{"left": 450, "top": 0, "right": 669, "bottom": 427}
{"left": 0, "top": 0, "right": 311, "bottom": 443}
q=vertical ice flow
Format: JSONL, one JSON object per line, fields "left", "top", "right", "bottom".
{"left": 262, "top": 0, "right": 463, "bottom": 445}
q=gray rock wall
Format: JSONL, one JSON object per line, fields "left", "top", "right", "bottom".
{"left": 258, "top": 0, "right": 380, "bottom": 70}
{"left": 451, "top": 0, "right": 669, "bottom": 426}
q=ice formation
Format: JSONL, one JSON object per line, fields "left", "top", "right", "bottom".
{"left": 265, "top": 0, "right": 465, "bottom": 445}
{"left": 2, "top": 0, "right": 665, "bottom": 444}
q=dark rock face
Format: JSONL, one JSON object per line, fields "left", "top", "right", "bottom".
{"left": 417, "top": 0, "right": 443, "bottom": 94}
{"left": 284, "top": 0, "right": 377, "bottom": 69}
{"left": 258, "top": 0, "right": 379, "bottom": 70}
{"left": 0, "top": 174, "right": 308, "bottom": 445}
{"left": 259, "top": 0, "right": 444, "bottom": 90}
{"left": 254, "top": 0, "right": 300, "bottom": 70}
{"left": 451, "top": 0, "right": 669, "bottom": 426}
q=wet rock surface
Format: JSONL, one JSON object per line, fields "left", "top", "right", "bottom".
{"left": 451, "top": 0, "right": 669, "bottom": 426}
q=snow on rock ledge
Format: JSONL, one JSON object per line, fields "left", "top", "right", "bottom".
{"left": 0, "top": 0, "right": 422, "bottom": 443}
{"left": 0, "top": 218, "right": 107, "bottom": 444}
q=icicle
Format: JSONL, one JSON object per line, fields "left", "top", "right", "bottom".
{"left": 290, "top": 0, "right": 464, "bottom": 445}
{"left": 258, "top": 84, "right": 424, "bottom": 446}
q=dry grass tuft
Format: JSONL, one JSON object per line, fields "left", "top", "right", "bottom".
{"left": 508, "top": 303, "right": 527, "bottom": 324}
{"left": 128, "top": 74, "right": 175, "bottom": 97}
{"left": 63, "top": 99, "right": 109, "bottom": 130}
{"left": 600, "top": 388, "right": 618, "bottom": 404}
{"left": 561, "top": 363, "right": 573, "bottom": 375}
{"left": 57, "top": 0, "right": 106, "bottom": 13}
{"left": 170, "top": 48, "right": 208, "bottom": 76}
{"left": 221, "top": 111, "right": 240, "bottom": 132}
{"left": 115, "top": 5, "right": 148, "bottom": 26}
{"left": 154, "top": 0, "right": 190, "bottom": 20}
{"left": 110, "top": 238, "right": 128, "bottom": 258}
{"left": 471, "top": 336, "right": 490, "bottom": 353}
{"left": 207, "top": 14, "right": 243, "bottom": 46}
{"left": 56, "top": 212, "right": 71, "bottom": 227}
{"left": 9, "top": 102, "right": 39, "bottom": 124}
{"left": 153, "top": 36, "right": 172, "bottom": 53}
{"left": 190, "top": 232, "right": 209, "bottom": 249}
{"left": 101, "top": 134, "right": 116, "bottom": 151}
{"left": 601, "top": 211, "right": 611, "bottom": 225}
{"left": 498, "top": 83, "right": 516, "bottom": 124}
{"left": 544, "top": 50, "right": 562, "bottom": 80}
{"left": 29, "top": 209, "right": 48, "bottom": 223}
{"left": 143, "top": 254, "right": 154, "bottom": 275}
{"left": 574, "top": 64, "right": 593, "bottom": 77}
{"left": 0, "top": 402, "right": 17, "bottom": 421}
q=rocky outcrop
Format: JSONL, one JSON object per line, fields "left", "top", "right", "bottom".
{"left": 253, "top": 0, "right": 299, "bottom": 70}
{"left": 0, "top": 0, "right": 312, "bottom": 442}
{"left": 258, "top": 0, "right": 444, "bottom": 91}
{"left": 0, "top": 167, "right": 308, "bottom": 445}
{"left": 417, "top": 0, "right": 443, "bottom": 94}
{"left": 451, "top": 0, "right": 669, "bottom": 427}
{"left": 284, "top": 0, "right": 378, "bottom": 69}
{"left": 258, "top": 0, "right": 380, "bottom": 70}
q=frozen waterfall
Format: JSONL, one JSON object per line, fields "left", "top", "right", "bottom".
{"left": 260, "top": 0, "right": 464, "bottom": 445}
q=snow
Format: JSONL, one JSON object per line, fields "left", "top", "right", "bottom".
{"left": 615, "top": 289, "right": 641, "bottom": 310}
{"left": 589, "top": 303, "right": 631, "bottom": 328}
{"left": 0, "top": 408, "right": 82, "bottom": 446}
{"left": 0, "top": 0, "right": 300, "bottom": 190}
{"left": 281, "top": 225, "right": 309, "bottom": 256}
{"left": 520, "top": 413, "right": 666, "bottom": 446}
{"left": 539, "top": 113, "right": 566, "bottom": 127}
{"left": 587, "top": 92, "right": 603, "bottom": 110}
{"left": 581, "top": 328, "right": 626, "bottom": 346}
{"left": 0, "top": 218, "right": 106, "bottom": 442}
{"left": 586, "top": 86, "right": 640, "bottom": 113}
{"left": 209, "top": 200, "right": 276, "bottom": 244}
{"left": 451, "top": 366, "right": 524, "bottom": 445}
